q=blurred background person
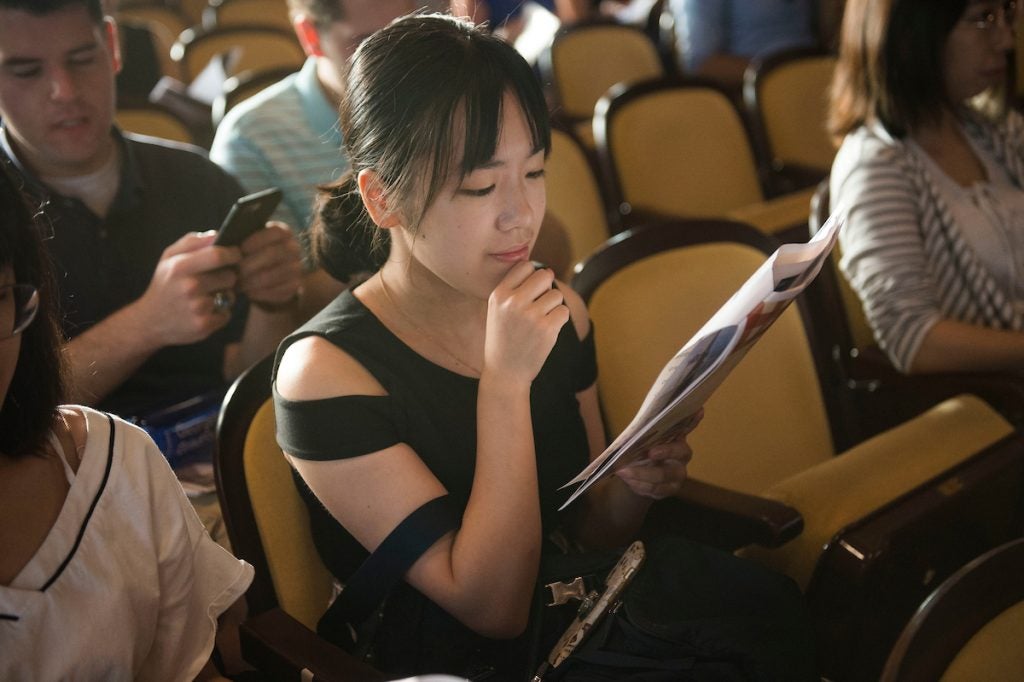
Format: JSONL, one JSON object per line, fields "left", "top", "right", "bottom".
{"left": 668, "top": 0, "right": 817, "bottom": 93}
{"left": 829, "top": 0, "right": 1024, "bottom": 374}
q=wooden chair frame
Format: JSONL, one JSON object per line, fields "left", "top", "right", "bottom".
{"left": 880, "top": 537, "right": 1024, "bottom": 681}
{"left": 808, "top": 443, "right": 1024, "bottom": 680}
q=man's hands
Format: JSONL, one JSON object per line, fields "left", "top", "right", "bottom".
{"left": 135, "top": 223, "right": 302, "bottom": 348}
{"left": 237, "top": 221, "right": 303, "bottom": 313}
{"left": 615, "top": 409, "right": 704, "bottom": 500}
{"left": 135, "top": 231, "right": 241, "bottom": 347}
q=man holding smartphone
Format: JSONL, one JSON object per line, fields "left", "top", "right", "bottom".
{"left": 211, "top": 0, "right": 417, "bottom": 316}
{"left": 0, "top": 0, "right": 303, "bottom": 421}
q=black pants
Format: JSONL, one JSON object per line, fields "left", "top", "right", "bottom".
{"left": 367, "top": 536, "right": 817, "bottom": 681}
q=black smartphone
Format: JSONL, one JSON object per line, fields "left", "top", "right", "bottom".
{"left": 213, "top": 187, "right": 283, "bottom": 247}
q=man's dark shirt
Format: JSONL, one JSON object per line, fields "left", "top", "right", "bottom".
{"left": 3, "top": 130, "right": 246, "bottom": 417}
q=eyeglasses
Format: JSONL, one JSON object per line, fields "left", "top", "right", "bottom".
{"left": 0, "top": 284, "right": 39, "bottom": 340}
{"left": 965, "top": 0, "right": 1018, "bottom": 30}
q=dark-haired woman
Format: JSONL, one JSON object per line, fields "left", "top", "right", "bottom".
{"left": 830, "top": 0, "right": 1024, "bottom": 374}
{"left": 0, "top": 163, "right": 253, "bottom": 680}
{"left": 275, "top": 12, "right": 815, "bottom": 680}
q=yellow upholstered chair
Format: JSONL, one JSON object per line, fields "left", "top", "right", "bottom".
{"left": 216, "top": 355, "right": 386, "bottom": 680}
{"left": 539, "top": 21, "right": 664, "bottom": 148}
{"left": 743, "top": 48, "right": 837, "bottom": 195}
{"left": 171, "top": 24, "right": 304, "bottom": 82}
{"left": 116, "top": 2, "right": 190, "bottom": 82}
{"left": 117, "top": 1, "right": 191, "bottom": 42}
{"left": 881, "top": 537, "right": 1024, "bottom": 682}
{"left": 572, "top": 219, "right": 1024, "bottom": 679}
{"left": 116, "top": 100, "right": 198, "bottom": 145}
{"left": 203, "top": 0, "right": 293, "bottom": 32}
{"left": 545, "top": 128, "right": 615, "bottom": 278}
{"left": 593, "top": 77, "right": 814, "bottom": 237}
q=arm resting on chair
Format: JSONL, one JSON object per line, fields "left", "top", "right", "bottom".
{"left": 847, "top": 346, "right": 1024, "bottom": 438}
{"left": 240, "top": 609, "right": 388, "bottom": 682}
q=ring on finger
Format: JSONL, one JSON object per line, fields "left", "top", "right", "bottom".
{"left": 212, "top": 290, "right": 233, "bottom": 314}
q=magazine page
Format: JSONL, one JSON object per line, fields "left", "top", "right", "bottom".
{"left": 559, "top": 215, "right": 841, "bottom": 509}
{"left": 564, "top": 323, "right": 743, "bottom": 487}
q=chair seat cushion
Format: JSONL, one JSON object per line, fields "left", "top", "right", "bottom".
{"left": 740, "top": 394, "right": 1013, "bottom": 589}
{"left": 942, "top": 600, "right": 1024, "bottom": 680}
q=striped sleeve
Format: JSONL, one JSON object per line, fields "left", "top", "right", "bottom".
{"left": 832, "top": 133, "right": 942, "bottom": 372}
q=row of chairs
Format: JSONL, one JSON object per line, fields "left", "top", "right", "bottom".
{"left": 544, "top": 83, "right": 816, "bottom": 287}
{"left": 214, "top": 217, "right": 1024, "bottom": 681}
{"left": 120, "top": 0, "right": 291, "bottom": 37}
{"left": 538, "top": 20, "right": 837, "bottom": 191}
{"left": 113, "top": 14, "right": 835, "bottom": 261}
{"left": 117, "top": 0, "right": 299, "bottom": 92}
{"left": 111, "top": 4, "right": 305, "bottom": 147}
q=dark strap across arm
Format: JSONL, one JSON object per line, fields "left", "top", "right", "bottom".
{"left": 319, "top": 494, "right": 461, "bottom": 639}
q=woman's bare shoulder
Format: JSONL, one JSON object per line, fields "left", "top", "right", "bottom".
{"left": 276, "top": 335, "right": 387, "bottom": 402}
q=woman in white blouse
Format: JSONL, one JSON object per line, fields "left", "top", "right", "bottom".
{"left": 0, "top": 161, "right": 253, "bottom": 680}
{"left": 829, "top": 0, "right": 1024, "bottom": 374}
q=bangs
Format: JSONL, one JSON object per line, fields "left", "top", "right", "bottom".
{"left": 457, "top": 64, "right": 550, "bottom": 176}
{"left": 339, "top": 13, "right": 551, "bottom": 232}
{"left": 421, "top": 34, "right": 550, "bottom": 208}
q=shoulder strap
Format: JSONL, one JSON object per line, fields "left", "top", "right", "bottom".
{"left": 318, "top": 494, "right": 460, "bottom": 643}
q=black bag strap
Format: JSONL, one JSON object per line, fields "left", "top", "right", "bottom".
{"left": 319, "top": 494, "right": 460, "bottom": 642}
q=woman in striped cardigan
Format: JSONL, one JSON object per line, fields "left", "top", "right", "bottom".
{"left": 829, "top": 0, "right": 1024, "bottom": 373}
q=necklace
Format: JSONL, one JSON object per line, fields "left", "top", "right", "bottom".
{"left": 378, "top": 271, "right": 483, "bottom": 376}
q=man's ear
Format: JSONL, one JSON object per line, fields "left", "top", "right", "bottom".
{"left": 104, "top": 17, "right": 123, "bottom": 75}
{"left": 293, "top": 14, "right": 324, "bottom": 58}
{"left": 357, "top": 169, "right": 403, "bottom": 229}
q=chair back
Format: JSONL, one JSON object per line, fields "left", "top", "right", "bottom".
{"left": 744, "top": 48, "right": 836, "bottom": 177}
{"left": 546, "top": 128, "right": 614, "bottom": 276}
{"left": 881, "top": 537, "right": 1024, "bottom": 681}
{"left": 172, "top": 24, "right": 305, "bottom": 81}
{"left": 572, "top": 220, "right": 834, "bottom": 495}
{"left": 116, "top": 100, "right": 198, "bottom": 145}
{"left": 594, "top": 78, "right": 764, "bottom": 226}
{"left": 204, "top": 0, "right": 293, "bottom": 32}
{"left": 216, "top": 355, "right": 336, "bottom": 631}
{"left": 117, "top": 2, "right": 190, "bottom": 81}
{"left": 117, "top": 2, "right": 191, "bottom": 42}
{"left": 541, "top": 21, "right": 663, "bottom": 146}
